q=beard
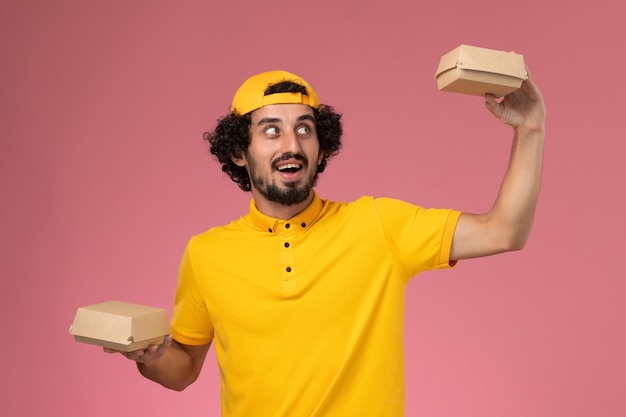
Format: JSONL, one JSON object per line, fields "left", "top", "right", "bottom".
{"left": 257, "top": 179, "right": 313, "bottom": 206}
{"left": 246, "top": 152, "right": 319, "bottom": 206}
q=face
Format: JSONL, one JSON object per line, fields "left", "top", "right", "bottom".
{"left": 233, "top": 104, "right": 323, "bottom": 206}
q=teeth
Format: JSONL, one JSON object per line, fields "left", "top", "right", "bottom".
{"left": 277, "top": 163, "right": 300, "bottom": 171}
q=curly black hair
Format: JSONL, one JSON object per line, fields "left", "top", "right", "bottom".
{"left": 204, "top": 81, "right": 343, "bottom": 192}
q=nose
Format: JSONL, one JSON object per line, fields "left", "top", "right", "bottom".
{"left": 280, "top": 130, "right": 302, "bottom": 154}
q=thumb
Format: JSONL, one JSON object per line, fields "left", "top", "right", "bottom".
{"left": 484, "top": 94, "right": 502, "bottom": 119}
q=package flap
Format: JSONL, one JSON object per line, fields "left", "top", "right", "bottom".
{"left": 436, "top": 44, "right": 527, "bottom": 80}
{"left": 69, "top": 300, "right": 169, "bottom": 349}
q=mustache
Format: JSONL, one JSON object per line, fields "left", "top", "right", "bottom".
{"left": 271, "top": 153, "right": 308, "bottom": 170}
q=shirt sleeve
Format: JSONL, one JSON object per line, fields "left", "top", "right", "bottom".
{"left": 373, "top": 198, "right": 461, "bottom": 278}
{"left": 170, "top": 242, "right": 215, "bottom": 345}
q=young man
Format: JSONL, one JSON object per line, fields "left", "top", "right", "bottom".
{"left": 106, "top": 70, "right": 546, "bottom": 416}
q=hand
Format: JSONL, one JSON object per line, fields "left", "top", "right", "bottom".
{"left": 104, "top": 335, "right": 173, "bottom": 364}
{"left": 485, "top": 68, "right": 547, "bottom": 133}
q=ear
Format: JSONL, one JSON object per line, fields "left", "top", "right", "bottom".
{"left": 231, "top": 151, "right": 247, "bottom": 167}
{"left": 317, "top": 152, "right": 325, "bottom": 166}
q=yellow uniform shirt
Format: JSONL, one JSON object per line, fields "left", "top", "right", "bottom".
{"left": 171, "top": 192, "right": 461, "bottom": 417}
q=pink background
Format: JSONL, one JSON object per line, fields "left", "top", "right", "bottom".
{"left": 2, "top": 0, "right": 625, "bottom": 416}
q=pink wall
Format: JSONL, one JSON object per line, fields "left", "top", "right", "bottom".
{"left": 2, "top": 0, "right": 625, "bottom": 416}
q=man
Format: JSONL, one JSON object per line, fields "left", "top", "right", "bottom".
{"left": 106, "top": 69, "right": 546, "bottom": 416}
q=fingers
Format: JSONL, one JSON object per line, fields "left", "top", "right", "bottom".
{"left": 483, "top": 68, "right": 546, "bottom": 130}
{"left": 484, "top": 93, "right": 503, "bottom": 119}
{"left": 102, "top": 346, "right": 133, "bottom": 359}
{"left": 125, "top": 347, "right": 156, "bottom": 363}
{"left": 102, "top": 335, "right": 172, "bottom": 363}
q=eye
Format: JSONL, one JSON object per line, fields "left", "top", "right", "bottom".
{"left": 296, "top": 125, "right": 312, "bottom": 135}
{"left": 264, "top": 126, "right": 279, "bottom": 136}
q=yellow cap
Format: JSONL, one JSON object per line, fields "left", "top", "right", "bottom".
{"left": 230, "top": 70, "right": 320, "bottom": 115}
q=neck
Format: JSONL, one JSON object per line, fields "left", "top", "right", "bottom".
{"left": 251, "top": 190, "right": 315, "bottom": 220}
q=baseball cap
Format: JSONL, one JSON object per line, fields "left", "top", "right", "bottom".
{"left": 230, "top": 70, "right": 320, "bottom": 116}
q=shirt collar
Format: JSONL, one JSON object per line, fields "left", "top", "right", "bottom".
{"left": 249, "top": 191, "right": 324, "bottom": 234}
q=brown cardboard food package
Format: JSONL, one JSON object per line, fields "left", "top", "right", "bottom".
{"left": 69, "top": 301, "right": 169, "bottom": 352}
{"left": 435, "top": 45, "right": 527, "bottom": 97}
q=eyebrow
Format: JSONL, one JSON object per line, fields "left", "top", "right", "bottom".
{"left": 255, "top": 114, "right": 316, "bottom": 126}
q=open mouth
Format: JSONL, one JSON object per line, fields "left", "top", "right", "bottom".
{"left": 276, "top": 162, "right": 302, "bottom": 174}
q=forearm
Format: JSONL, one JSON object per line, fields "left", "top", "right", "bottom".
{"left": 137, "top": 340, "right": 205, "bottom": 391}
{"left": 452, "top": 127, "right": 544, "bottom": 260}
{"left": 488, "top": 126, "right": 545, "bottom": 250}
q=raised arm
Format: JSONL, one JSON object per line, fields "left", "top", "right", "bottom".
{"left": 104, "top": 336, "right": 211, "bottom": 391}
{"left": 450, "top": 69, "right": 547, "bottom": 260}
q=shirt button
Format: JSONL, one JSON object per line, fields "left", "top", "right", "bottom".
{"left": 284, "top": 242, "right": 290, "bottom": 248}
{"left": 301, "top": 222, "right": 306, "bottom": 228}
{"left": 286, "top": 266, "right": 292, "bottom": 272}
{"left": 285, "top": 223, "right": 290, "bottom": 229}
{"left": 268, "top": 228, "right": 272, "bottom": 233}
